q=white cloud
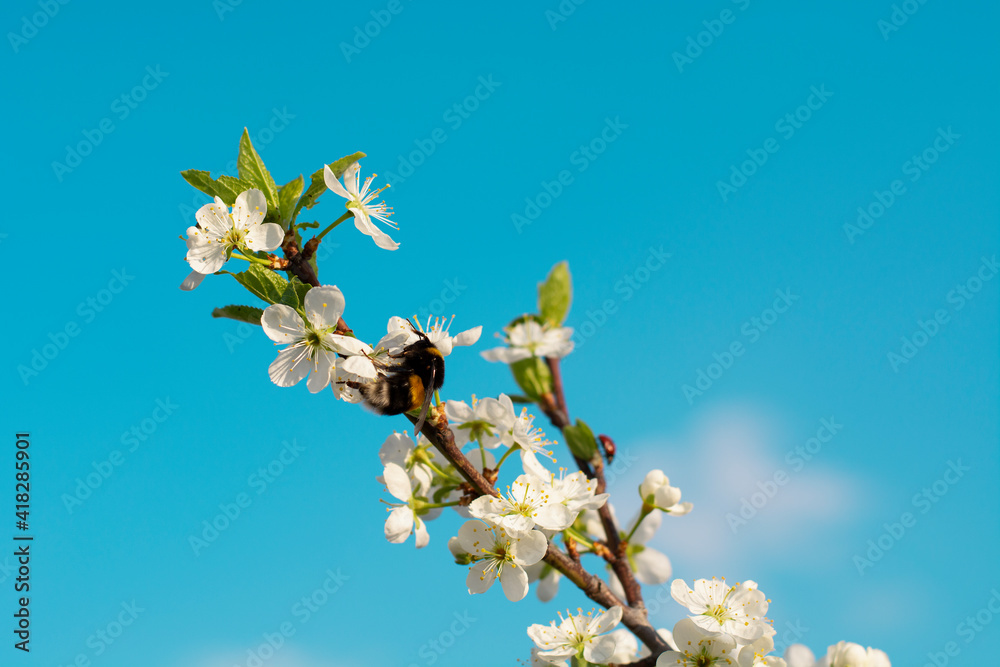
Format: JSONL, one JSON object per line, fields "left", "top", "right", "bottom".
{"left": 606, "top": 401, "right": 868, "bottom": 574}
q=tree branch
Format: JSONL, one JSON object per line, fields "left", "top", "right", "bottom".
{"left": 538, "top": 357, "right": 661, "bottom": 653}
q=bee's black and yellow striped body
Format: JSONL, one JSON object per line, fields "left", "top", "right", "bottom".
{"left": 354, "top": 332, "right": 445, "bottom": 433}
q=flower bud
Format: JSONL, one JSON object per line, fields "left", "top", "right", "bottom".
{"left": 639, "top": 469, "right": 682, "bottom": 509}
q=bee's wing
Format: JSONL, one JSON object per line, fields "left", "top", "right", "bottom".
{"left": 413, "top": 365, "right": 436, "bottom": 436}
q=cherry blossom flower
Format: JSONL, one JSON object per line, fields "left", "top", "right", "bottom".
{"left": 549, "top": 469, "right": 609, "bottom": 513}
{"left": 639, "top": 469, "right": 694, "bottom": 515}
{"left": 381, "top": 462, "right": 439, "bottom": 548}
{"left": 671, "top": 577, "right": 771, "bottom": 644}
{"left": 481, "top": 319, "right": 574, "bottom": 364}
{"left": 181, "top": 189, "right": 283, "bottom": 290}
{"left": 655, "top": 618, "right": 738, "bottom": 667}
{"left": 379, "top": 315, "right": 481, "bottom": 356}
{"left": 261, "top": 285, "right": 371, "bottom": 392}
{"left": 607, "top": 629, "right": 640, "bottom": 665}
{"left": 783, "top": 645, "right": 816, "bottom": 667}
{"left": 527, "top": 606, "right": 624, "bottom": 665}
{"left": 445, "top": 395, "right": 509, "bottom": 449}
{"left": 324, "top": 161, "right": 398, "bottom": 250}
{"left": 331, "top": 353, "right": 378, "bottom": 403}
{"left": 821, "top": 642, "right": 891, "bottom": 667}
{"left": 738, "top": 635, "right": 788, "bottom": 667}
{"left": 456, "top": 520, "right": 547, "bottom": 601}
{"left": 377, "top": 432, "right": 433, "bottom": 495}
{"left": 469, "top": 474, "right": 574, "bottom": 536}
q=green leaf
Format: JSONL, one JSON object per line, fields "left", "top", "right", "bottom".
{"left": 231, "top": 263, "right": 289, "bottom": 305}
{"left": 563, "top": 419, "right": 598, "bottom": 461}
{"left": 279, "top": 279, "right": 311, "bottom": 309}
{"left": 291, "top": 151, "right": 367, "bottom": 222}
{"left": 538, "top": 261, "right": 572, "bottom": 327}
{"left": 179, "top": 170, "right": 255, "bottom": 206}
{"left": 211, "top": 305, "right": 264, "bottom": 325}
{"left": 278, "top": 175, "right": 305, "bottom": 226}
{"left": 510, "top": 356, "right": 553, "bottom": 402}
{"left": 215, "top": 174, "right": 257, "bottom": 205}
{"left": 327, "top": 151, "right": 367, "bottom": 179}
{"left": 238, "top": 128, "right": 280, "bottom": 213}
{"left": 181, "top": 169, "right": 220, "bottom": 199}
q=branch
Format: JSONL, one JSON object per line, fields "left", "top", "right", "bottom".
{"left": 298, "top": 258, "right": 666, "bottom": 657}
{"left": 406, "top": 410, "right": 667, "bottom": 657}
{"left": 539, "top": 357, "right": 663, "bottom": 654}
{"left": 281, "top": 229, "right": 351, "bottom": 334}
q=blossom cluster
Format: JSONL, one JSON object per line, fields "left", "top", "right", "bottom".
{"left": 176, "top": 142, "right": 893, "bottom": 667}
{"left": 377, "top": 393, "right": 611, "bottom": 603}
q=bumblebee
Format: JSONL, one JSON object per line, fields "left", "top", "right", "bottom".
{"left": 350, "top": 322, "right": 445, "bottom": 435}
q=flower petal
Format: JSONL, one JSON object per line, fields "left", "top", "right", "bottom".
{"left": 457, "top": 519, "right": 490, "bottom": 554}
{"left": 306, "top": 349, "right": 334, "bottom": 393}
{"left": 384, "top": 506, "right": 413, "bottom": 543}
{"left": 511, "top": 529, "right": 548, "bottom": 566}
{"left": 587, "top": 605, "right": 623, "bottom": 636}
{"left": 323, "top": 165, "right": 351, "bottom": 199}
{"left": 268, "top": 346, "right": 312, "bottom": 387}
{"left": 633, "top": 547, "right": 672, "bottom": 585}
{"left": 195, "top": 197, "right": 232, "bottom": 237}
{"left": 533, "top": 502, "right": 575, "bottom": 532}
{"left": 353, "top": 211, "right": 399, "bottom": 250}
{"left": 261, "top": 304, "right": 305, "bottom": 343}
{"left": 233, "top": 189, "right": 266, "bottom": 229}
{"left": 341, "top": 353, "right": 377, "bottom": 378}
{"left": 383, "top": 462, "right": 412, "bottom": 502}
{"left": 342, "top": 162, "right": 360, "bottom": 196}
{"left": 583, "top": 634, "right": 617, "bottom": 664}
{"left": 500, "top": 563, "right": 529, "bottom": 601}
{"left": 185, "top": 237, "right": 227, "bottom": 275}
{"left": 305, "top": 285, "right": 346, "bottom": 330}
{"left": 537, "top": 570, "right": 560, "bottom": 602}
{"left": 179, "top": 271, "right": 207, "bottom": 291}
{"left": 434, "top": 337, "right": 454, "bottom": 356}
{"left": 330, "top": 335, "right": 374, "bottom": 358}
{"left": 783, "top": 644, "right": 816, "bottom": 667}
{"left": 454, "top": 326, "right": 483, "bottom": 347}
{"left": 466, "top": 560, "right": 496, "bottom": 594}
{"left": 445, "top": 400, "right": 474, "bottom": 423}
{"left": 245, "top": 222, "right": 284, "bottom": 252}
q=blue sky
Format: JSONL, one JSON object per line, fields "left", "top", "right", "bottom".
{"left": 3, "top": 1, "right": 998, "bottom": 665}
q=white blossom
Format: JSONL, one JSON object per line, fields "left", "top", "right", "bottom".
{"left": 481, "top": 319, "right": 574, "bottom": 363}
{"left": 820, "top": 642, "right": 891, "bottom": 667}
{"left": 671, "top": 577, "right": 771, "bottom": 644}
{"left": 738, "top": 635, "right": 788, "bottom": 667}
{"left": 655, "top": 618, "right": 738, "bottom": 667}
{"left": 783, "top": 645, "right": 816, "bottom": 667}
{"left": 324, "top": 161, "right": 398, "bottom": 250}
{"left": 639, "top": 469, "right": 693, "bottom": 515}
{"left": 261, "top": 286, "right": 371, "bottom": 392}
{"left": 181, "top": 189, "right": 284, "bottom": 290}
{"left": 445, "top": 395, "right": 509, "bottom": 449}
{"left": 607, "top": 629, "right": 640, "bottom": 665}
{"left": 456, "top": 520, "right": 547, "bottom": 601}
{"left": 550, "top": 469, "right": 609, "bottom": 513}
{"left": 469, "top": 474, "right": 574, "bottom": 536}
{"left": 381, "top": 462, "right": 438, "bottom": 548}
{"left": 377, "top": 432, "right": 433, "bottom": 495}
{"left": 527, "top": 606, "right": 624, "bottom": 665}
